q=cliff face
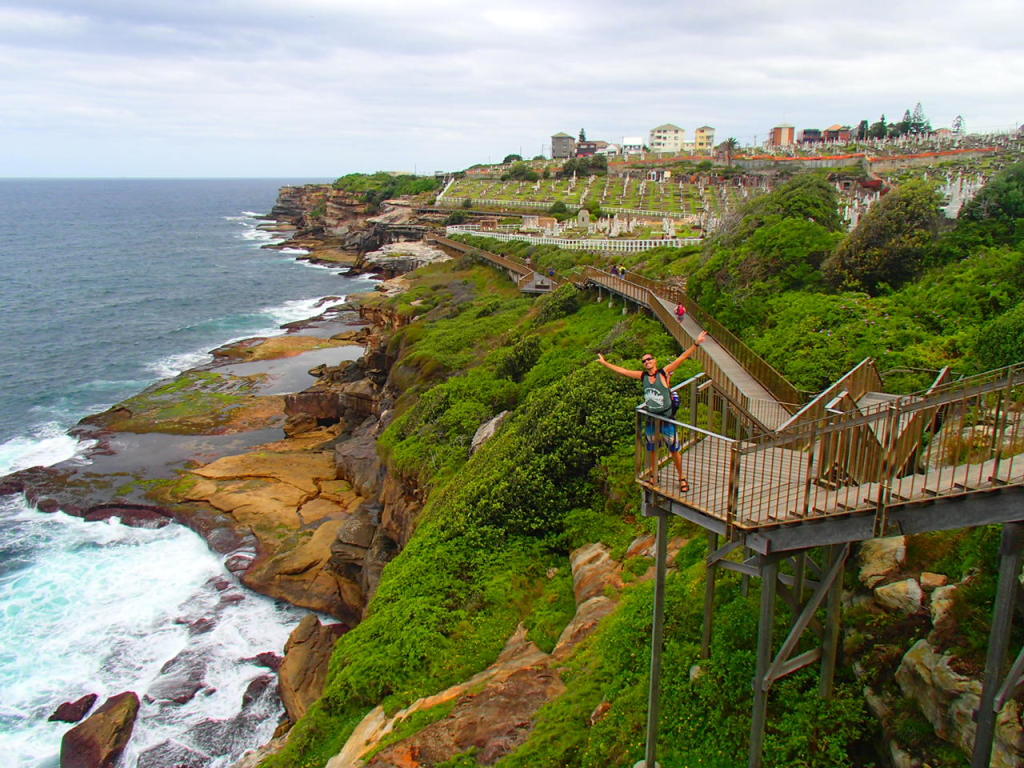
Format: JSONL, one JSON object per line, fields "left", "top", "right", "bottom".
{"left": 271, "top": 184, "right": 414, "bottom": 254}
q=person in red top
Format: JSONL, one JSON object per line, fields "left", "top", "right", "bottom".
{"left": 597, "top": 330, "right": 708, "bottom": 492}
{"left": 675, "top": 303, "right": 686, "bottom": 322}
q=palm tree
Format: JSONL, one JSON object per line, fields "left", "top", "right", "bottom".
{"left": 723, "top": 137, "right": 739, "bottom": 167}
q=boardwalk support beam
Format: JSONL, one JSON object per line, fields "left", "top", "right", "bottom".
{"left": 641, "top": 502, "right": 669, "bottom": 768}
{"left": 972, "top": 521, "right": 1024, "bottom": 768}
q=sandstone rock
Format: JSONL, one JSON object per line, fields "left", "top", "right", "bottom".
{"left": 874, "top": 578, "right": 924, "bottom": 615}
{"left": 553, "top": 596, "right": 617, "bottom": 659}
{"left": 241, "top": 674, "right": 276, "bottom": 710}
{"left": 60, "top": 691, "right": 139, "bottom": 768}
{"left": 284, "top": 390, "right": 341, "bottom": 437}
{"left": 930, "top": 584, "right": 959, "bottom": 634}
{"left": 379, "top": 473, "right": 422, "bottom": 548}
{"left": 192, "top": 451, "right": 336, "bottom": 495}
{"left": 279, "top": 615, "right": 348, "bottom": 723}
{"left": 297, "top": 496, "right": 353, "bottom": 526}
{"left": 244, "top": 519, "right": 364, "bottom": 621}
{"left": 569, "top": 543, "right": 622, "bottom": 604}
{"left": 920, "top": 571, "right": 949, "bottom": 590}
{"left": 859, "top": 536, "right": 907, "bottom": 588}
{"left": 49, "top": 694, "right": 98, "bottom": 723}
{"left": 470, "top": 410, "right": 509, "bottom": 454}
{"left": 244, "top": 651, "right": 283, "bottom": 671}
{"left": 896, "top": 638, "right": 982, "bottom": 747}
{"left": 334, "top": 433, "right": 384, "bottom": 498}
{"left": 136, "top": 740, "right": 207, "bottom": 768}
{"left": 186, "top": 475, "right": 308, "bottom": 530}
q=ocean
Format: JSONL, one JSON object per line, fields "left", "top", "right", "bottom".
{"left": 0, "top": 178, "right": 371, "bottom": 767}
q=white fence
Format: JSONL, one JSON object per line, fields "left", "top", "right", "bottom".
{"left": 445, "top": 225, "right": 702, "bottom": 253}
{"left": 435, "top": 195, "right": 697, "bottom": 222}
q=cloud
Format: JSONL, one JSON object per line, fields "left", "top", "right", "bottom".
{"left": 0, "top": 0, "right": 1021, "bottom": 176}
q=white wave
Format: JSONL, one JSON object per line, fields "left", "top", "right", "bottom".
{"left": 279, "top": 247, "right": 310, "bottom": 255}
{"left": 145, "top": 349, "right": 214, "bottom": 379}
{"left": 0, "top": 423, "right": 94, "bottom": 476}
{"left": 0, "top": 501, "right": 305, "bottom": 768}
{"left": 264, "top": 296, "right": 339, "bottom": 326}
{"left": 240, "top": 211, "right": 264, "bottom": 218}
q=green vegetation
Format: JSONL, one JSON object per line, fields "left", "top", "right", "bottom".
{"left": 333, "top": 172, "right": 441, "bottom": 212}
{"left": 264, "top": 160, "right": 1024, "bottom": 768}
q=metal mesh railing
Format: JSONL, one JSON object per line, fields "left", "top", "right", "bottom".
{"left": 642, "top": 363, "right": 1024, "bottom": 534}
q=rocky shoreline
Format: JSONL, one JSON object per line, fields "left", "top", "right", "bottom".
{"left": 0, "top": 187, "right": 453, "bottom": 767}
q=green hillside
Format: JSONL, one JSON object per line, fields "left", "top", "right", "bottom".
{"left": 263, "top": 163, "right": 1024, "bottom": 768}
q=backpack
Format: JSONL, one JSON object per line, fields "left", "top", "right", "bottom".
{"left": 644, "top": 368, "right": 680, "bottom": 418}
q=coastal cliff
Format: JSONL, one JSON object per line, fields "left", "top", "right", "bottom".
{"left": 7, "top": 167, "right": 1024, "bottom": 768}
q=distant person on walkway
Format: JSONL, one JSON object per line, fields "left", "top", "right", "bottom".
{"left": 675, "top": 303, "right": 687, "bottom": 323}
{"left": 609, "top": 265, "right": 619, "bottom": 276}
{"left": 597, "top": 330, "right": 709, "bottom": 493}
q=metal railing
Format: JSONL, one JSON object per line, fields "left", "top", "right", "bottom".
{"left": 585, "top": 267, "right": 802, "bottom": 424}
{"left": 777, "top": 358, "right": 884, "bottom": 432}
{"left": 640, "top": 363, "right": 1024, "bottom": 535}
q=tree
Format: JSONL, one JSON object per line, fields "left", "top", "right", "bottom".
{"left": 822, "top": 180, "right": 945, "bottom": 294}
{"left": 952, "top": 115, "right": 965, "bottom": 135}
{"left": 502, "top": 154, "right": 523, "bottom": 165}
{"left": 579, "top": 128, "right": 587, "bottom": 142}
{"left": 501, "top": 162, "right": 539, "bottom": 182}
{"left": 909, "top": 102, "right": 931, "bottom": 134}
{"left": 953, "top": 161, "right": 1024, "bottom": 246}
{"left": 868, "top": 115, "right": 888, "bottom": 139}
{"left": 856, "top": 120, "right": 869, "bottom": 140}
{"left": 722, "top": 137, "right": 739, "bottom": 167}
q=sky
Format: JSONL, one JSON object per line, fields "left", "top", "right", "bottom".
{"left": 1, "top": 0, "right": 1022, "bottom": 178}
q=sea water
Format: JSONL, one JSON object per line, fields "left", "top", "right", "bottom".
{"left": 0, "top": 179, "right": 372, "bottom": 766}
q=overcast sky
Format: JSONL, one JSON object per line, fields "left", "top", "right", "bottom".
{"left": 2, "top": 0, "right": 1021, "bottom": 178}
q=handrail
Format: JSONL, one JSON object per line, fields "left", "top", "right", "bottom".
{"left": 645, "top": 361, "right": 1024, "bottom": 532}
{"left": 777, "top": 358, "right": 883, "bottom": 432}
{"left": 608, "top": 269, "right": 802, "bottom": 409}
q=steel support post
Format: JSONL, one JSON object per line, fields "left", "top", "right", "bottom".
{"left": 643, "top": 507, "right": 670, "bottom": 768}
{"left": 819, "top": 543, "right": 847, "bottom": 699}
{"left": 972, "top": 522, "right": 1024, "bottom": 768}
{"left": 702, "top": 531, "right": 719, "bottom": 658}
{"left": 749, "top": 556, "right": 779, "bottom": 768}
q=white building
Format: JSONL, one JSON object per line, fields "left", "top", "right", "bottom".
{"left": 648, "top": 124, "right": 685, "bottom": 154}
{"left": 621, "top": 136, "right": 645, "bottom": 156}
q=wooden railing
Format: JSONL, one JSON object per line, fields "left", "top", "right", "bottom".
{"left": 640, "top": 363, "right": 1024, "bottom": 534}
{"left": 597, "top": 268, "right": 803, "bottom": 410}
{"left": 777, "top": 358, "right": 884, "bottom": 432}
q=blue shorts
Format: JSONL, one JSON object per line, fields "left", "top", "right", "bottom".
{"left": 645, "top": 417, "right": 680, "bottom": 452}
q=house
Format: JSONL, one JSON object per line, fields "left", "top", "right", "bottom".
{"left": 621, "top": 136, "right": 645, "bottom": 156}
{"left": 823, "top": 124, "right": 852, "bottom": 142}
{"left": 596, "top": 143, "right": 620, "bottom": 156}
{"left": 648, "top": 169, "right": 672, "bottom": 182}
{"left": 694, "top": 126, "right": 715, "bottom": 152}
{"left": 768, "top": 124, "right": 795, "bottom": 146}
{"left": 648, "top": 124, "right": 685, "bottom": 154}
{"left": 576, "top": 140, "right": 609, "bottom": 157}
{"left": 551, "top": 132, "right": 576, "bottom": 159}
{"left": 800, "top": 128, "right": 822, "bottom": 143}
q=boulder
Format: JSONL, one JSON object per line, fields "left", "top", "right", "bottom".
{"left": 920, "top": 571, "right": 949, "bottom": 590}
{"left": 874, "top": 578, "right": 924, "bottom": 615}
{"left": 60, "top": 691, "right": 139, "bottom": 768}
{"left": 279, "top": 615, "right": 348, "bottom": 722}
{"left": 49, "top": 694, "right": 98, "bottom": 723}
{"left": 896, "top": 639, "right": 981, "bottom": 744}
{"left": 858, "top": 536, "right": 907, "bottom": 588}
{"left": 569, "top": 543, "right": 622, "bottom": 604}
{"left": 470, "top": 411, "right": 510, "bottom": 454}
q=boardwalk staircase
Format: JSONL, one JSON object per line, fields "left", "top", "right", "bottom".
{"left": 437, "top": 234, "right": 1024, "bottom": 768}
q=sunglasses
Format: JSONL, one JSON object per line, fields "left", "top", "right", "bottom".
{"left": 641, "top": 356, "right": 655, "bottom": 363}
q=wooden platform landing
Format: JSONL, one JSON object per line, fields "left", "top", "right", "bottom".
{"left": 640, "top": 443, "right": 1024, "bottom": 534}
